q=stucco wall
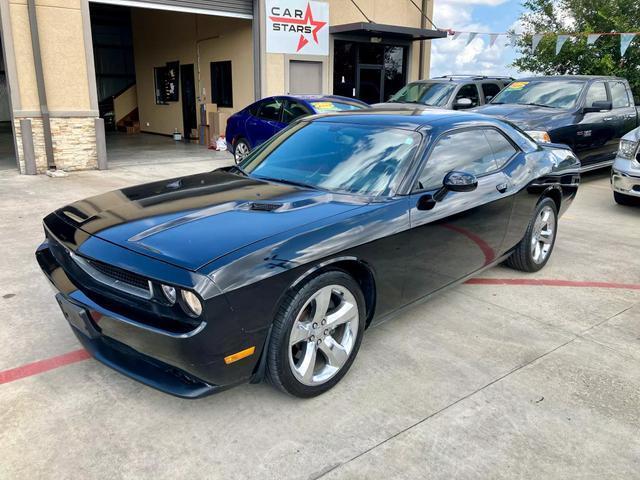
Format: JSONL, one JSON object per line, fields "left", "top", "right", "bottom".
{"left": 262, "top": 0, "right": 434, "bottom": 97}
{"left": 131, "top": 8, "right": 254, "bottom": 136}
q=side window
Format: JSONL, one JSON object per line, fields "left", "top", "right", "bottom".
{"left": 482, "top": 83, "right": 502, "bottom": 101}
{"left": 282, "top": 100, "right": 312, "bottom": 124}
{"left": 258, "top": 98, "right": 283, "bottom": 121}
{"left": 483, "top": 129, "right": 517, "bottom": 168}
{"left": 247, "top": 102, "right": 260, "bottom": 116}
{"left": 416, "top": 129, "right": 498, "bottom": 191}
{"left": 455, "top": 84, "right": 480, "bottom": 107}
{"left": 609, "top": 82, "right": 631, "bottom": 108}
{"left": 585, "top": 82, "right": 608, "bottom": 108}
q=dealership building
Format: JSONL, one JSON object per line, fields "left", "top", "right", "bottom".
{"left": 0, "top": 0, "right": 443, "bottom": 174}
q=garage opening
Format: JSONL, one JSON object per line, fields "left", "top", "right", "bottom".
{"left": 0, "top": 37, "right": 17, "bottom": 171}
{"left": 88, "top": 1, "right": 254, "bottom": 166}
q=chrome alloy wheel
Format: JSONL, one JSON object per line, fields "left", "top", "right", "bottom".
{"left": 234, "top": 142, "right": 250, "bottom": 164}
{"left": 288, "top": 285, "right": 359, "bottom": 386}
{"left": 531, "top": 205, "right": 556, "bottom": 264}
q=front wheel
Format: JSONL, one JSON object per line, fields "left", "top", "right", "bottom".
{"left": 266, "top": 271, "right": 365, "bottom": 398}
{"left": 506, "top": 197, "right": 558, "bottom": 272}
{"left": 234, "top": 139, "right": 250, "bottom": 164}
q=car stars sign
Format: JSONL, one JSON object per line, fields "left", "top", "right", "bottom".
{"left": 266, "top": 0, "right": 329, "bottom": 55}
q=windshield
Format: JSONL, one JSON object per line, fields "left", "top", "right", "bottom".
{"left": 241, "top": 122, "right": 421, "bottom": 196}
{"left": 310, "top": 101, "right": 366, "bottom": 112}
{"left": 389, "top": 82, "right": 456, "bottom": 107}
{"left": 491, "top": 80, "right": 586, "bottom": 108}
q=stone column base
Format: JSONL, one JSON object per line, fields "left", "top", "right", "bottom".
{"left": 13, "top": 116, "right": 98, "bottom": 174}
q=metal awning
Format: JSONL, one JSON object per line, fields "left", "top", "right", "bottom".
{"left": 330, "top": 22, "right": 447, "bottom": 41}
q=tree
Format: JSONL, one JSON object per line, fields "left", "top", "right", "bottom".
{"left": 512, "top": 0, "right": 640, "bottom": 97}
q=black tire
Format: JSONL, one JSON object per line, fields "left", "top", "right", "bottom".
{"left": 506, "top": 197, "right": 558, "bottom": 273}
{"left": 266, "top": 270, "right": 366, "bottom": 398}
{"left": 614, "top": 191, "right": 639, "bottom": 206}
{"left": 234, "top": 138, "right": 250, "bottom": 164}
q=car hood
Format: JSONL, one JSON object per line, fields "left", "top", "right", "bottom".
{"left": 472, "top": 104, "right": 571, "bottom": 130}
{"left": 55, "top": 170, "right": 366, "bottom": 271}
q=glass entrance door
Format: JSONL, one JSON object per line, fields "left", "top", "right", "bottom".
{"left": 358, "top": 66, "right": 384, "bottom": 104}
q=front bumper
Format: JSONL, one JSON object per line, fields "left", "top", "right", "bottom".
{"left": 36, "top": 240, "right": 265, "bottom": 398}
{"left": 611, "top": 168, "right": 640, "bottom": 198}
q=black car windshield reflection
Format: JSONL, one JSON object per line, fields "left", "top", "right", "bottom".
{"left": 241, "top": 122, "right": 421, "bottom": 196}
{"left": 491, "top": 80, "right": 586, "bottom": 109}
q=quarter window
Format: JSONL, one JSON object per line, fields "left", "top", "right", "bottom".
{"left": 416, "top": 129, "right": 499, "bottom": 191}
{"left": 609, "top": 82, "right": 630, "bottom": 108}
{"left": 483, "top": 129, "right": 517, "bottom": 168}
{"left": 585, "top": 82, "right": 607, "bottom": 107}
{"left": 258, "top": 98, "right": 283, "bottom": 121}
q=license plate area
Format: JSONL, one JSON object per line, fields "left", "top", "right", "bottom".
{"left": 56, "top": 294, "right": 100, "bottom": 339}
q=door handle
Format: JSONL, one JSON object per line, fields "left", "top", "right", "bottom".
{"left": 496, "top": 182, "right": 508, "bottom": 193}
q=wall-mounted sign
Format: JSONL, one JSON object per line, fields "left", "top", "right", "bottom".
{"left": 266, "top": 0, "right": 329, "bottom": 55}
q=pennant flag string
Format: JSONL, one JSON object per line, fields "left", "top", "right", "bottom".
{"left": 444, "top": 29, "right": 639, "bottom": 56}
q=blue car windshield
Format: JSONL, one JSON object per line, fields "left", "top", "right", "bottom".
{"left": 241, "top": 122, "right": 421, "bottom": 196}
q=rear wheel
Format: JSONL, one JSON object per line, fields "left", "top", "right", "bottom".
{"left": 506, "top": 197, "right": 558, "bottom": 272}
{"left": 266, "top": 271, "right": 365, "bottom": 398}
{"left": 234, "top": 139, "right": 250, "bottom": 164}
{"left": 614, "top": 191, "right": 639, "bottom": 206}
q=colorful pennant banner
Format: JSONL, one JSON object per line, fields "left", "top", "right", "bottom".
{"left": 445, "top": 30, "right": 639, "bottom": 56}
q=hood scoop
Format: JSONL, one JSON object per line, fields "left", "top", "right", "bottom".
{"left": 249, "top": 202, "right": 283, "bottom": 212}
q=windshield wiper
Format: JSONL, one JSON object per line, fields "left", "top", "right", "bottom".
{"left": 255, "top": 175, "right": 317, "bottom": 190}
{"left": 516, "top": 102, "right": 558, "bottom": 108}
{"left": 229, "top": 165, "right": 247, "bottom": 176}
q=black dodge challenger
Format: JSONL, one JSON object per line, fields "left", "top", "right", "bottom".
{"left": 36, "top": 109, "right": 580, "bottom": 398}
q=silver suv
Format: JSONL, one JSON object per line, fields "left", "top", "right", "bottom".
{"left": 376, "top": 75, "right": 512, "bottom": 110}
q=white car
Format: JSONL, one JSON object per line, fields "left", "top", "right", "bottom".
{"left": 612, "top": 127, "right": 640, "bottom": 205}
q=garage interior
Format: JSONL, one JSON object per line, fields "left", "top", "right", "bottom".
{"left": 88, "top": 1, "right": 253, "bottom": 165}
{"left": 0, "top": 37, "right": 17, "bottom": 170}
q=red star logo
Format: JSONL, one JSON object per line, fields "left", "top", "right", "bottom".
{"left": 269, "top": 3, "right": 327, "bottom": 52}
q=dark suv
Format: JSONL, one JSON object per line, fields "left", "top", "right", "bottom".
{"left": 374, "top": 75, "right": 513, "bottom": 110}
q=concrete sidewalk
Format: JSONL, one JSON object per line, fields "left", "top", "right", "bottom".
{"left": 0, "top": 164, "right": 638, "bottom": 479}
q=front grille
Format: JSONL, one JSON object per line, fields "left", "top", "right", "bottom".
{"left": 86, "top": 259, "right": 150, "bottom": 291}
{"left": 70, "top": 252, "right": 152, "bottom": 299}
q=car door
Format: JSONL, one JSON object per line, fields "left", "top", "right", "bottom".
{"left": 403, "top": 127, "right": 516, "bottom": 303}
{"left": 575, "top": 81, "right": 614, "bottom": 166}
{"left": 608, "top": 80, "right": 637, "bottom": 148}
{"left": 245, "top": 97, "right": 284, "bottom": 147}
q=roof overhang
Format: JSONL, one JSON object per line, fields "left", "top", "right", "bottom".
{"left": 330, "top": 22, "right": 448, "bottom": 41}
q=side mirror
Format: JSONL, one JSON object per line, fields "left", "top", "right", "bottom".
{"left": 485, "top": 95, "right": 494, "bottom": 102}
{"left": 443, "top": 171, "right": 478, "bottom": 192}
{"left": 454, "top": 98, "right": 473, "bottom": 109}
{"left": 583, "top": 100, "right": 612, "bottom": 113}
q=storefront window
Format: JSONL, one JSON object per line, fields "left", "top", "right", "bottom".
{"left": 333, "top": 41, "right": 356, "bottom": 98}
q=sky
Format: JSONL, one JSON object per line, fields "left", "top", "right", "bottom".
{"left": 430, "top": 0, "right": 526, "bottom": 78}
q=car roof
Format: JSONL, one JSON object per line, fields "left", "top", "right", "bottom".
{"left": 412, "top": 76, "right": 513, "bottom": 84}
{"left": 515, "top": 75, "right": 628, "bottom": 82}
{"left": 304, "top": 107, "right": 504, "bottom": 131}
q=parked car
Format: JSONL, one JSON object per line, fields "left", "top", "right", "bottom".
{"left": 36, "top": 108, "right": 580, "bottom": 399}
{"left": 226, "top": 95, "right": 369, "bottom": 163}
{"left": 611, "top": 126, "right": 640, "bottom": 205}
{"left": 474, "top": 76, "right": 640, "bottom": 171}
{"left": 374, "top": 75, "right": 512, "bottom": 110}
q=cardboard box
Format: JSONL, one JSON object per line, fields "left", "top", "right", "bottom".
{"left": 211, "top": 111, "right": 230, "bottom": 138}
{"left": 205, "top": 103, "right": 218, "bottom": 117}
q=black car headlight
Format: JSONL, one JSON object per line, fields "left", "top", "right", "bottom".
{"left": 180, "top": 290, "right": 203, "bottom": 317}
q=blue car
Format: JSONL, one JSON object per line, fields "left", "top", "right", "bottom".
{"left": 226, "top": 95, "right": 369, "bottom": 163}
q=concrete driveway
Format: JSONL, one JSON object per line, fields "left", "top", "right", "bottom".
{"left": 0, "top": 162, "right": 638, "bottom": 479}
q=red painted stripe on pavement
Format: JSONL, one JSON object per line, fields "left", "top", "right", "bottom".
{"left": 465, "top": 278, "right": 640, "bottom": 290}
{"left": 0, "top": 348, "right": 90, "bottom": 385}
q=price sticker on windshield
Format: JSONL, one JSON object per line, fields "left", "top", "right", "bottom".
{"left": 311, "top": 102, "right": 339, "bottom": 111}
{"left": 507, "top": 81, "right": 529, "bottom": 90}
